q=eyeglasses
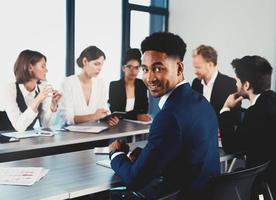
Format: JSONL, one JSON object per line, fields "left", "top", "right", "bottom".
{"left": 125, "top": 64, "right": 141, "bottom": 70}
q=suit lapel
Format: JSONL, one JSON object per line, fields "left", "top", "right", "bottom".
{"left": 120, "top": 78, "right": 127, "bottom": 109}
{"left": 210, "top": 72, "right": 221, "bottom": 105}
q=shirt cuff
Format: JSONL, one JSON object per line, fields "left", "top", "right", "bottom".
{"left": 220, "top": 107, "right": 230, "bottom": 114}
{"left": 111, "top": 152, "right": 125, "bottom": 160}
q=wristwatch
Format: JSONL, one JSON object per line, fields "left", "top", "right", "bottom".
{"left": 109, "top": 148, "right": 123, "bottom": 160}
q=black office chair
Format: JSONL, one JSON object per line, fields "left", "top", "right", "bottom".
{"left": 207, "top": 161, "right": 270, "bottom": 200}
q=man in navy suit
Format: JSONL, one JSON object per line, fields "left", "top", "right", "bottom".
{"left": 109, "top": 32, "right": 220, "bottom": 199}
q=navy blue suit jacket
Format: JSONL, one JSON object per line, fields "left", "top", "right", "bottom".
{"left": 111, "top": 83, "right": 220, "bottom": 198}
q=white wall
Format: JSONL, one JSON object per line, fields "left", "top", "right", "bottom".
{"left": 169, "top": 0, "right": 276, "bottom": 90}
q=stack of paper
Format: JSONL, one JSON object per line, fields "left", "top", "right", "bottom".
{"left": 96, "top": 160, "right": 111, "bottom": 168}
{"left": 124, "top": 119, "right": 152, "bottom": 125}
{"left": 66, "top": 125, "right": 109, "bottom": 133}
{"left": 94, "top": 146, "right": 109, "bottom": 154}
{"left": 2, "top": 130, "right": 40, "bottom": 139}
{"left": 0, "top": 167, "right": 49, "bottom": 186}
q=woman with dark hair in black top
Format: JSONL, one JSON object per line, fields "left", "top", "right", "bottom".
{"left": 109, "top": 48, "right": 151, "bottom": 121}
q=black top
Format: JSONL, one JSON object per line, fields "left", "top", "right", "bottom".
{"left": 0, "top": 83, "right": 41, "bottom": 131}
{"left": 219, "top": 90, "right": 276, "bottom": 193}
{"left": 108, "top": 78, "right": 148, "bottom": 120}
{"left": 192, "top": 72, "right": 237, "bottom": 117}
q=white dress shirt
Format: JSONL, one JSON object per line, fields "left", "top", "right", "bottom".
{"left": 125, "top": 97, "right": 135, "bottom": 112}
{"left": 201, "top": 70, "right": 218, "bottom": 102}
{"left": 60, "top": 75, "right": 109, "bottom": 124}
{"left": 3, "top": 82, "right": 56, "bottom": 132}
{"left": 158, "top": 80, "right": 188, "bottom": 109}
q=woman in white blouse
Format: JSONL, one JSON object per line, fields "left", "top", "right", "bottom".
{"left": 60, "top": 46, "right": 119, "bottom": 126}
{"left": 0, "top": 50, "right": 61, "bottom": 132}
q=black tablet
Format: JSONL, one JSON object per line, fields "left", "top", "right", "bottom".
{"left": 100, "top": 111, "right": 126, "bottom": 122}
{"left": 0, "top": 134, "right": 20, "bottom": 143}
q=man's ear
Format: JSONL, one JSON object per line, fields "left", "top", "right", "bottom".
{"left": 243, "top": 81, "right": 251, "bottom": 91}
{"left": 177, "top": 61, "right": 184, "bottom": 76}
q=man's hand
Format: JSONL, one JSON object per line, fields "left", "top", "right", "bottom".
{"left": 223, "top": 93, "right": 243, "bottom": 110}
{"left": 128, "top": 147, "right": 142, "bottom": 162}
{"left": 109, "top": 139, "right": 129, "bottom": 154}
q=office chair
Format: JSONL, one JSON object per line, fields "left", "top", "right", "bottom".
{"left": 207, "top": 161, "right": 271, "bottom": 200}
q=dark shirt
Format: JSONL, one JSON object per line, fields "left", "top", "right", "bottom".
{"left": 108, "top": 78, "right": 148, "bottom": 120}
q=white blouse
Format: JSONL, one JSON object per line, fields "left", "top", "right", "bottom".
{"left": 60, "top": 75, "right": 109, "bottom": 124}
{"left": 125, "top": 97, "right": 135, "bottom": 112}
{"left": 3, "top": 82, "right": 57, "bottom": 132}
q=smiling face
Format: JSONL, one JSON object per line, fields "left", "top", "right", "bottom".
{"left": 142, "top": 50, "right": 183, "bottom": 97}
{"left": 82, "top": 56, "right": 105, "bottom": 78}
{"left": 192, "top": 54, "right": 213, "bottom": 80}
{"left": 28, "top": 57, "right": 48, "bottom": 81}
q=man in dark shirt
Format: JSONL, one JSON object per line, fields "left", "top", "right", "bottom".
{"left": 219, "top": 55, "right": 275, "bottom": 197}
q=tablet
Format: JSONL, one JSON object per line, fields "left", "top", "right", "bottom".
{"left": 0, "top": 134, "right": 20, "bottom": 143}
{"left": 100, "top": 111, "right": 126, "bottom": 122}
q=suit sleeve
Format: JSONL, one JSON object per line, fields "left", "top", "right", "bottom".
{"left": 219, "top": 111, "right": 246, "bottom": 153}
{"left": 111, "top": 111, "right": 180, "bottom": 187}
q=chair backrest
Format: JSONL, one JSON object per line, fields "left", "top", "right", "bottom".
{"left": 207, "top": 161, "right": 270, "bottom": 200}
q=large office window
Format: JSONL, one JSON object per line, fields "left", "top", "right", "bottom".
{"left": 75, "top": 0, "right": 122, "bottom": 88}
{"left": 0, "top": 0, "right": 66, "bottom": 90}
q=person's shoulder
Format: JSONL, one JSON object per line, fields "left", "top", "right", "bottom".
{"left": 217, "top": 72, "right": 235, "bottom": 83}
{"left": 93, "top": 76, "right": 105, "bottom": 85}
{"left": 136, "top": 78, "right": 146, "bottom": 87}
{"left": 62, "top": 75, "right": 77, "bottom": 84}
{"left": 191, "top": 78, "right": 201, "bottom": 87}
{"left": 260, "top": 90, "right": 276, "bottom": 106}
{"left": 109, "top": 79, "right": 121, "bottom": 86}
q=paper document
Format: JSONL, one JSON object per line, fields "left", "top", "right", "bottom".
{"left": 2, "top": 129, "right": 55, "bottom": 139}
{"left": 66, "top": 125, "right": 109, "bottom": 133}
{"left": 96, "top": 160, "right": 111, "bottom": 168}
{"left": 2, "top": 130, "right": 40, "bottom": 139}
{"left": 94, "top": 146, "right": 109, "bottom": 155}
{"left": 0, "top": 167, "right": 49, "bottom": 186}
{"left": 124, "top": 119, "right": 152, "bottom": 125}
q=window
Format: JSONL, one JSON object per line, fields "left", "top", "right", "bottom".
{"left": 75, "top": 0, "right": 122, "bottom": 88}
{"left": 0, "top": 0, "right": 66, "bottom": 90}
{"left": 122, "top": 0, "right": 169, "bottom": 116}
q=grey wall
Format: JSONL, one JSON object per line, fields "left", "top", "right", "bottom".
{"left": 169, "top": 0, "right": 276, "bottom": 90}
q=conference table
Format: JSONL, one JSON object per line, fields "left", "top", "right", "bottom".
{"left": 0, "top": 120, "right": 150, "bottom": 162}
{"left": 0, "top": 141, "right": 236, "bottom": 200}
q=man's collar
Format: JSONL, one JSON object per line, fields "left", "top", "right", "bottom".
{"left": 250, "top": 93, "right": 261, "bottom": 106}
{"left": 201, "top": 70, "right": 218, "bottom": 86}
{"left": 158, "top": 80, "right": 188, "bottom": 109}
